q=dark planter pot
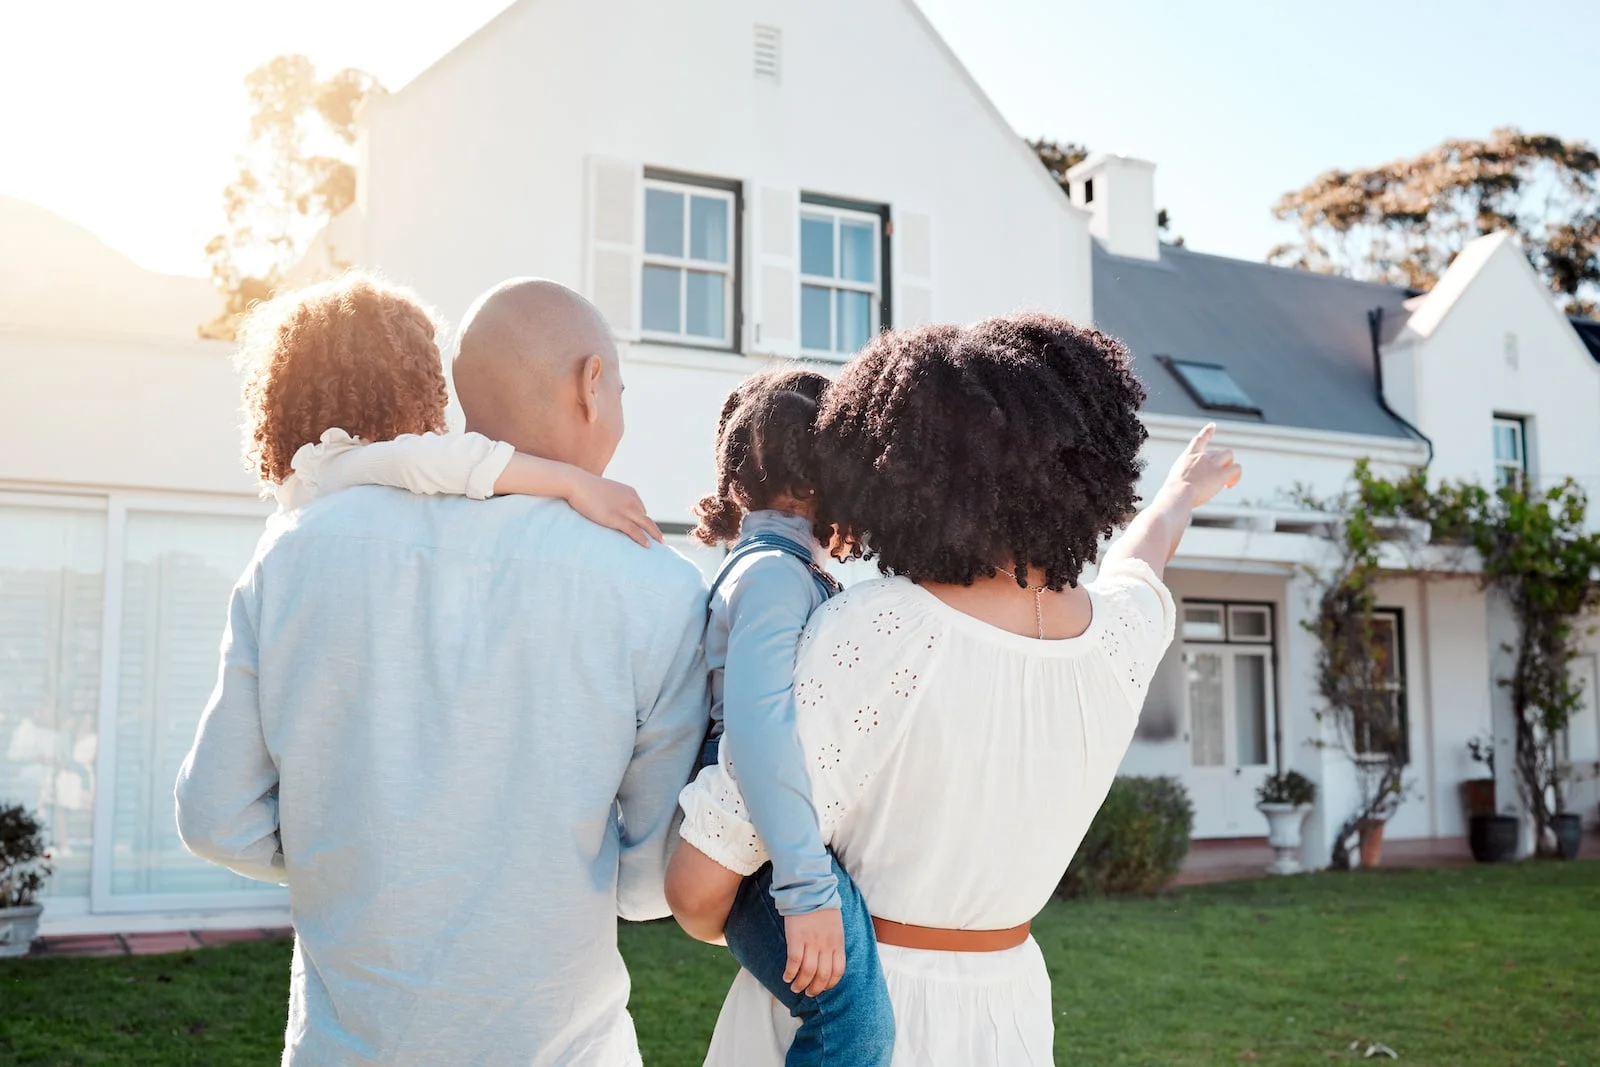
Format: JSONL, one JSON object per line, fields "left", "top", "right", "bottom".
{"left": 1469, "top": 814, "right": 1519, "bottom": 863}
{"left": 1461, "top": 778, "right": 1495, "bottom": 818}
{"left": 1553, "top": 813, "right": 1583, "bottom": 861}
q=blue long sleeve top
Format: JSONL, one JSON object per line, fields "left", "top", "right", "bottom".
{"left": 705, "top": 510, "right": 839, "bottom": 915}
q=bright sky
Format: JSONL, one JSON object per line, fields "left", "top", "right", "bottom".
{"left": 3, "top": 0, "right": 1596, "bottom": 278}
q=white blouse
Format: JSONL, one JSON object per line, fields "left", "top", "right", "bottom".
{"left": 678, "top": 557, "right": 1176, "bottom": 931}
{"left": 273, "top": 429, "right": 513, "bottom": 512}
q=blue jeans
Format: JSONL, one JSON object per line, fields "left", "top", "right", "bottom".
{"left": 722, "top": 857, "right": 895, "bottom": 1067}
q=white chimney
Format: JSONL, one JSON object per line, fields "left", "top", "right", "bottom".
{"left": 1065, "top": 154, "right": 1160, "bottom": 261}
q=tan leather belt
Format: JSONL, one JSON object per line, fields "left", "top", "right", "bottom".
{"left": 872, "top": 917, "right": 1031, "bottom": 953}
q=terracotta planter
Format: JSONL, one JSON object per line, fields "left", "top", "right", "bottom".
{"left": 1553, "top": 813, "right": 1583, "bottom": 861}
{"left": 1257, "top": 803, "right": 1311, "bottom": 875}
{"left": 1469, "top": 814, "right": 1519, "bottom": 863}
{"left": 1460, "top": 778, "right": 1495, "bottom": 819}
{"left": 1358, "top": 819, "right": 1386, "bottom": 868}
{"left": 0, "top": 903, "right": 42, "bottom": 959}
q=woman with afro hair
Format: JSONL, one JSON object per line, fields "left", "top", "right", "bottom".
{"left": 670, "top": 313, "right": 1240, "bottom": 1065}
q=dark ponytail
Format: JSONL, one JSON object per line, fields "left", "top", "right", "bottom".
{"left": 692, "top": 369, "right": 830, "bottom": 546}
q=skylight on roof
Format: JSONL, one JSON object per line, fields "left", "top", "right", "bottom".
{"left": 1160, "top": 357, "right": 1261, "bottom": 415}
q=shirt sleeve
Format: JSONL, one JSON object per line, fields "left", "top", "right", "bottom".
{"left": 679, "top": 587, "right": 928, "bottom": 876}
{"left": 719, "top": 556, "right": 837, "bottom": 915}
{"left": 295, "top": 429, "right": 514, "bottom": 502}
{"left": 1087, "top": 556, "right": 1177, "bottom": 701}
{"left": 615, "top": 567, "right": 711, "bottom": 921}
{"left": 174, "top": 562, "right": 286, "bottom": 885}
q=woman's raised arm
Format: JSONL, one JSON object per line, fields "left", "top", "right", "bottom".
{"left": 1101, "top": 423, "right": 1241, "bottom": 581}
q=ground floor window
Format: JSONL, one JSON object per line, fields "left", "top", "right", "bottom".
{"left": 0, "top": 494, "right": 277, "bottom": 914}
{"left": 1354, "top": 609, "right": 1409, "bottom": 765}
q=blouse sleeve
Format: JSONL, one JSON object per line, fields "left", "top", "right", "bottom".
{"left": 292, "top": 429, "right": 514, "bottom": 502}
{"left": 678, "top": 586, "right": 932, "bottom": 875}
{"left": 1087, "top": 556, "right": 1177, "bottom": 701}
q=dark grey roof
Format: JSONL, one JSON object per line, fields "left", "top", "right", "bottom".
{"left": 1569, "top": 316, "right": 1600, "bottom": 365}
{"left": 1091, "top": 242, "right": 1421, "bottom": 440}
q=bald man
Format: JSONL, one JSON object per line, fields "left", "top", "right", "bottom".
{"left": 177, "top": 280, "right": 710, "bottom": 1066}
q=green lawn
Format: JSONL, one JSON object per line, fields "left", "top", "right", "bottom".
{"left": 3, "top": 863, "right": 1597, "bottom": 1066}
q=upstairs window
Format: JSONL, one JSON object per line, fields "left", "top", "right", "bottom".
{"left": 1493, "top": 415, "right": 1527, "bottom": 489}
{"left": 641, "top": 173, "right": 737, "bottom": 349}
{"left": 1160, "top": 357, "right": 1261, "bottom": 415}
{"left": 799, "top": 195, "right": 885, "bottom": 358}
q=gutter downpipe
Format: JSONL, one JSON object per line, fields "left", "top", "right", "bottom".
{"left": 1367, "top": 306, "right": 1434, "bottom": 466}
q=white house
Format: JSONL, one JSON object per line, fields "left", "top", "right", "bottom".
{"left": 1071, "top": 154, "right": 1600, "bottom": 862}
{"left": 3, "top": 0, "right": 1597, "bottom": 938}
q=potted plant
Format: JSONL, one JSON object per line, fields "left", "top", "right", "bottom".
{"left": 1463, "top": 741, "right": 1518, "bottom": 863}
{"left": 1257, "top": 771, "right": 1316, "bottom": 875}
{"left": 1, "top": 802, "right": 52, "bottom": 958}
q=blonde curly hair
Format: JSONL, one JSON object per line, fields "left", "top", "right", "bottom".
{"left": 235, "top": 273, "right": 449, "bottom": 485}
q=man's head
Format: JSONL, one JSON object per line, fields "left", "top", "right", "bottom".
{"left": 453, "top": 279, "right": 625, "bottom": 475}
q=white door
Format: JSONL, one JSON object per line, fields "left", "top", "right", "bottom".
{"left": 1184, "top": 645, "right": 1275, "bottom": 837}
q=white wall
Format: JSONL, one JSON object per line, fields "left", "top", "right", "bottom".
{"left": 362, "top": 0, "right": 1092, "bottom": 522}
{"left": 1397, "top": 241, "right": 1600, "bottom": 507}
{"left": 0, "top": 329, "right": 254, "bottom": 498}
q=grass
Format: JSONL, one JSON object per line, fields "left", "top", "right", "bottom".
{"left": 2, "top": 863, "right": 1597, "bottom": 1066}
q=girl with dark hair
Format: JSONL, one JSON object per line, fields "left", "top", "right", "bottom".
{"left": 671, "top": 315, "right": 1241, "bottom": 1065}
{"left": 673, "top": 368, "right": 894, "bottom": 1067}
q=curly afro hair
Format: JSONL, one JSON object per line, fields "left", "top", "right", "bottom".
{"left": 236, "top": 272, "right": 448, "bottom": 486}
{"left": 692, "top": 368, "right": 831, "bottom": 546}
{"left": 813, "top": 313, "right": 1148, "bottom": 590}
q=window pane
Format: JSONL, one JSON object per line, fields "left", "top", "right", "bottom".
{"left": 801, "top": 216, "right": 834, "bottom": 278}
{"left": 1182, "top": 605, "right": 1224, "bottom": 641}
{"left": 1170, "top": 361, "right": 1259, "bottom": 413}
{"left": 1493, "top": 421, "right": 1522, "bottom": 464}
{"left": 641, "top": 266, "right": 682, "bottom": 334}
{"left": 1370, "top": 615, "right": 1398, "bottom": 687}
{"left": 1235, "top": 655, "right": 1269, "bottom": 766}
{"left": 112, "top": 511, "right": 265, "bottom": 897}
{"left": 1229, "top": 606, "right": 1270, "bottom": 641}
{"left": 685, "top": 271, "right": 725, "bottom": 341}
{"left": 836, "top": 289, "right": 872, "bottom": 354}
{"left": 840, "top": 220, "right": 876, "bottom": 284}
{"left": 644, "top": 188, "right": 685, "bottom": 258}
{"left": 1187, "top": 652, "right": 1225, "bottom": 767}
{"left": 0, "top": 505, "right": 104, "bottom": 900}
{"left": 689, "top": 195, "right": 729, "bottom": 263}
{"left": 801, "top": 284, "right": 832, "bottom": 351}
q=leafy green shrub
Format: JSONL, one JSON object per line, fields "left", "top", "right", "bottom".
{"left": 1, "top": 802, "right": 52, "bottom": 907}
{"left": 1057, "top": 776, "right": 1194, "bottom": 898}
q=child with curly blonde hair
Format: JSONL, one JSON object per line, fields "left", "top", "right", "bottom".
{"left": 235, "top": 272, "right": 660, "bottom": 544}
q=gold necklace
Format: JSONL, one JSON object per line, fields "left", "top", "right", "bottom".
{"left": 997, "top": 566, "right": 1048, "bottom": 639}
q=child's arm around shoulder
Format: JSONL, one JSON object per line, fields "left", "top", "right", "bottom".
{"left": 297, "top": 429, "right": 662, "bottom": 546}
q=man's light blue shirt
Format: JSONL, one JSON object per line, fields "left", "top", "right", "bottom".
{"left": 175, "top": 487, "right": 709, "bottom": 1066}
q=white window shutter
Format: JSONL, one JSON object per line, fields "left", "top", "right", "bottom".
{"left": 894, "top": 210, "right": 934, "bottom": 329}
{"left": 749, "top": 184, "right": 800, "bottom": 356}
{"left": 585, "top": 157, "right": 643, "bottom": 341}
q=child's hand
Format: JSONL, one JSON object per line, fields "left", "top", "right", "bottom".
{"left": 567, "top": 473, "right": 664, "bottom": 547}
{"left": 784, "top": 907, "right": 846, "bottom": 997}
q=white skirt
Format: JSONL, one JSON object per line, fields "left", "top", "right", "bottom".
{"left": 702, "top": 938, "right": 1055, "bottom": 1066}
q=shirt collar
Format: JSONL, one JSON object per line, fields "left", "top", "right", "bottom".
{"left": 739, "top": 509, "right": 827, "bottom": 564}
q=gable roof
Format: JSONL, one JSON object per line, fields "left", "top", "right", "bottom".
{"left": 1090, "top": 242, "right": 1418, "bottom": 439}
{"left": 1394, "top": 229, "right": 1514, "bottom": 342}
{"left": 1568, "top": 316, "right": 1600, "bottom": 365}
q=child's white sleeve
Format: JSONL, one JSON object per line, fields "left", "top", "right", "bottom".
{"left": 295, "top": 430, "right": 514, "bottom": 501}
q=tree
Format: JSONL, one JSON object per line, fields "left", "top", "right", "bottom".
{"left": 1028, "top": 138, "right": 1180, "bottom": 244}
{"left": 1319, "top": 464, "right": 1600, "bottom": 858}
{"left": 1270, "top": 127, "right": 1600, "bottom": 316}
{"left": 1293, "top": 464, "right": 1414, "bottom": 869}
{"left": 202, "top": 55, "right": 382, "bottom": 338}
